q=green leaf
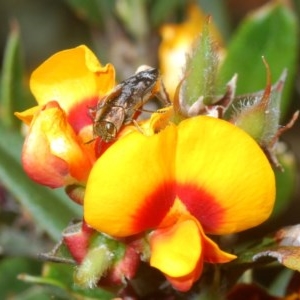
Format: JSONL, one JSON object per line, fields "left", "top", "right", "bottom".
{"left": 269, "top": 268, "right": 293, "bottom": 296}
{"left": 218, "top": 1, "right": 299, "bottom": 116}
{"left": 12, "top": 287, "right": 55, "bottom": 300}
{"left": 150, "top": 0, "right": 184, "bottom": 27}
{"left": 116, "top": 0, "right": 149, "bottom": 40}
{"left": 0, "top": 23, "right": 33, "bottom": 128}
{"left": 271, "top": 144, "right": 297, "bottom": 219}
{"left": 20, "top": 263, "right": 113, "bottom": 299}
{"left": 0, "top": 257, "right": 41, "bottom": 299}
{"left": 0, "top": 124, "right": 81, "bottom": 241}
{"left": 64, "top": 0, "right": 114, "bottom": 26}
{"left": 0, "top": 225, "right": 47, "bottom": 256}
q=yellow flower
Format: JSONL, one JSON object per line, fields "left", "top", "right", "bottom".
{"left": 15, "top": 45, "right": 115, "bottom": 188}
{"left": 84, "top": 115, "right": 275, "bottom": 291}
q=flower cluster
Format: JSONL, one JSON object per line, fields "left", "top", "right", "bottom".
{"left": 16, "top": 44, "right": 275, "bottom": 292}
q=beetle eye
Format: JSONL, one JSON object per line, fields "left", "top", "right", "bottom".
{"left": 105, "top": 123, "right": 117, "bottom": 136}
{"left": 96, "top": 122, "right": 117, "bottom": 142}
{"left": 94, "top": 120, "right": 118, "bottom": 142}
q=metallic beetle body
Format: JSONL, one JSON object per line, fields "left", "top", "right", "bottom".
{"left": 92, "top": 67, "right": 169, "bottom": 142}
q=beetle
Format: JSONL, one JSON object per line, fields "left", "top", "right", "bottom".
{"left": 91, "top": 67, "right": 170, "bottom": 142}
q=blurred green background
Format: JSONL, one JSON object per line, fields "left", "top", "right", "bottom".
{"left": 0, "top": 0, "right": 300, "bottom": 299}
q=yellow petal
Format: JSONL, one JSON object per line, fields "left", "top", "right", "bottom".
{"left": 84, "top": 125, "right": 177, "bottom": 237}
{"left": 14, "top": 106, "right": 41, "bottom": 125}
{"left": 150, "top": 217, "right": 201, "bottom": 277}
{"left": 175, "top": 116, "right": 275, "bottom": 234}
{"left": 22, "top": 101, "right": 93, "bottom": 187}
{"left": 30, "top": 45, "right": 115, "bottom": 112}
{"left": 200, "top": 226, "right": 237, "bottom": 263}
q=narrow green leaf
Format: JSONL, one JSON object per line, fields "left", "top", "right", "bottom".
{"left": 12, "top": 287, "right": 55, "bottom": 300}
{"left": 0, "top": 22, "right": 29, "bottom": 128}
{"left": 0, "top": 257, "right": 41, "bottom": 299}
{"left": 116, "top": 0, "right": 149, "bottom": 40}
{"left": 150, "top": 0, "right": 184, "bottom": 27}
{"left": 218, "top": 1, "right": 299, "bottom": 116}
{"left": 64, "top": 0, "right": 114, "bottom": 26}
{"left": 271, "top": 145, "right": 297, "bottom": 219}
{"left": 0, "top": 226, "right": 46, "bottom": 256}
{"left": 0, "top": 125, "right": 81, "bottom": 241}
{"left": 20, "top": 263, "right": 113, "bottom": 299}
{"left": 269, "top": 268, "right": 293, "bottom": 296}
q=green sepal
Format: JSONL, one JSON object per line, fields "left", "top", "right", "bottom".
{"left": 229, "top": 68, "right": 285, "bottom": 147}
{"left": 181, "top": 20, "right": 219, "bottom": 108}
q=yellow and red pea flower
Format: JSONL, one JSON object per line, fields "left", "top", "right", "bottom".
{"left": 15, "top": 45, "right": 115, "bottom": 189}
{"left": 16, "top": 45, "right": 276, "bottom": 291}
{"left": 84, "top": 114, "right": 275, "bottom": 291}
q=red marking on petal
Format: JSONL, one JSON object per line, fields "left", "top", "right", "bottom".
{"left": 94, "top": 138, "right": 115, "bottom": 158}
{"left": 176, "top": 183, "right": 225, "bottom": 232}
{"left": 68, "top": 97, "right": 98, "bottom": 133}
{"left": 133, "top": 182, "right": 176, "bottom": 231}
{"left": 22, "top": 150, "right": 69, "bottom": 188}
{"left": 43, "top": 101, "right": 59, "bottom": 110}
